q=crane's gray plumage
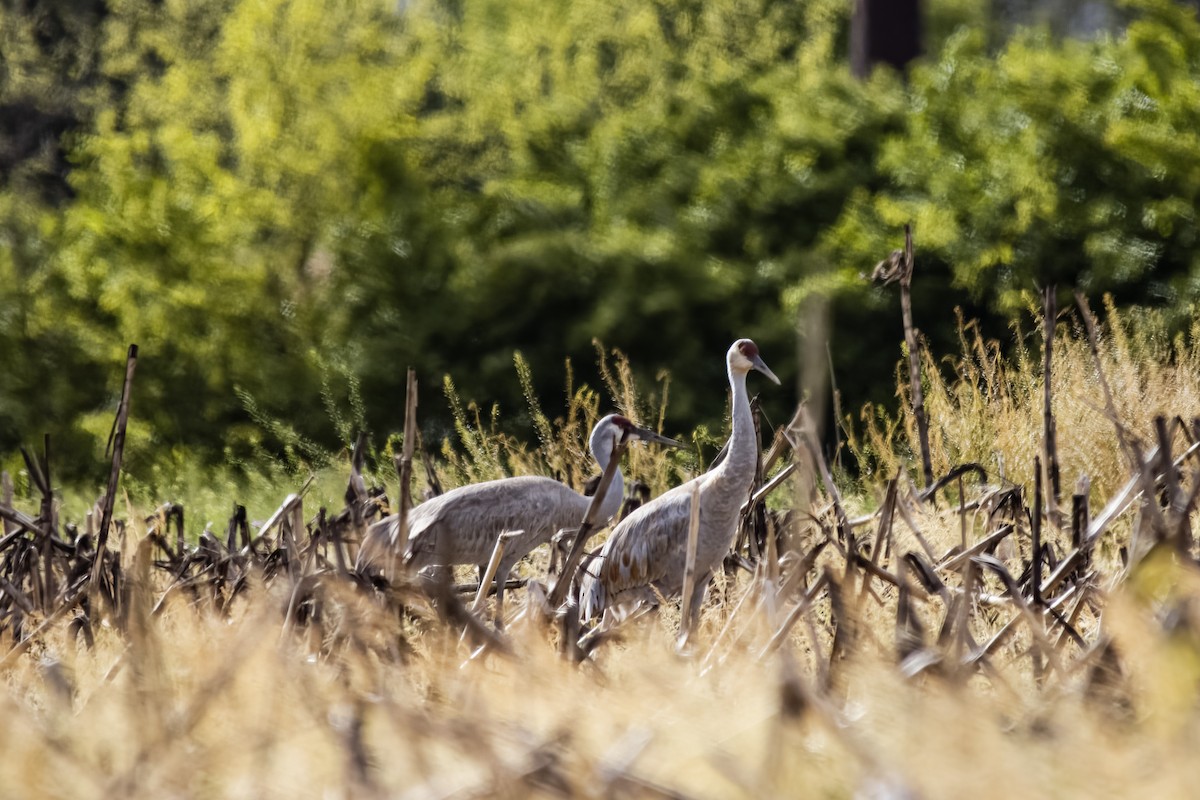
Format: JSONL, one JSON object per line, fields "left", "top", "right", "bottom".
{"left": 579, "top": 339, "right": 780, "bottom": 627}
{"left": 356, "top": 414, "right": 680, "bottom": 619}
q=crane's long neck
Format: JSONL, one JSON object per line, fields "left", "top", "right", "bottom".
{"left": 591, "top": 446, "right": 625, "bottom": 523}
{"left": 712, "top": 366, "right": 757, "bottom": 493}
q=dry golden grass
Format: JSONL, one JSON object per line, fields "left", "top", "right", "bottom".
{"left": 437, "top": 343, "right": 691, "bottom": 499}
{"left": 852, "top": 300, "right": 1200, "bottom": 502}
{"left": 3, "top": 548, "right": 1200, "bottom": 800}
{"left": 1, "top": 313, "right": 1199, "bottom": 799}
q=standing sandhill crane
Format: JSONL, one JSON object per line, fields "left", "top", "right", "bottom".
{"left": 579, "top": 339, "right": 780, "bottom": 631}
{"left": 356, "top": 414, "right": 681, "bottom": 620}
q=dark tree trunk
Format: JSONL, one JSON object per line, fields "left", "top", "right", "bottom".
{"left": 851, "top": 0, "right": 923, "bottom": 79}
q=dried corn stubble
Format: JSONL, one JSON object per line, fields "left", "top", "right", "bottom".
{"left": 0, "top": 315, "right": 1199, "bottom": 798}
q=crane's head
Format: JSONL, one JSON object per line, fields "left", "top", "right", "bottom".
{"left": 729, "top": 339, "right": 781, "bottom": 385}
{"left": 591, "top": 414, "right": 684, "bottom": 458}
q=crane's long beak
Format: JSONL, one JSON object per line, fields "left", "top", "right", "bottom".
{"left": 634, "top": 425, "right": 685, "bottom": 449}
{"left": 752, "top": 354, "right": 782, "bottom": 386}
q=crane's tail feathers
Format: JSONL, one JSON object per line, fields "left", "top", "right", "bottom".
{"left": 606, "top": 595, "right": 659, "bottom": 626}
{"left": 577, "top": 558, "right": 607, "bottom": 624}
{"left": 354, "top": 516, "right": 403, "bottom": 577}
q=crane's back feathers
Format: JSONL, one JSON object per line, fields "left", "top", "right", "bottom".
{"left": 357, "top": 475, "right": 589, "bottom": 574}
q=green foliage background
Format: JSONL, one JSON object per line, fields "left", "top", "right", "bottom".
{"left": 1, "top": 0, "right": 1198, "bottom": 483}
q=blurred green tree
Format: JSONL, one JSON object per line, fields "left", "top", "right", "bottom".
{"left": 31, "top": 0, "right": 406, "bottom": 472}
{"left": 824, "top": 0, "right": 1200, "bottom": 319}
{"left": 2, "top": 0, "right": 1198, "bottom": 485}
{"left": 0, "top": 0, "right": 109, "bottom": 466}
{"left": 329, "top": 0, "right": 903, "bottom": 440}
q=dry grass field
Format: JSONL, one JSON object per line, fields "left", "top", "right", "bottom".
{"left": 1, "top": 300, "right": 1199, "bottom": 799}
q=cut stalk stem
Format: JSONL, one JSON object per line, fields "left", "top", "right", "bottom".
{"left": 678, "top": 482, "right": 702, "bottom": 647}
{"left": 900, "top": 225, "right": 934, "bottom": 489}
{"left": 474, "top": 530, "right": 522, "bottom": 613}
{"left": 391, "top": 369, "right": 418, "bottom": 581}
{"left": 1042, "top": 285, "right": 1062, "bottom": 526}
{"left": 548, "top": 436, "right": 630, "bottom": 608}
{"left": 90, "top": 344, "right": 138, "bottom": 608}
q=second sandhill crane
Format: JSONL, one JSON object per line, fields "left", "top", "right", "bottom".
{"left": 357, "top": 414, "right": 681, "bottom": 619}
{"left": 579, "top": 339, "right": 780, "bottom": 630}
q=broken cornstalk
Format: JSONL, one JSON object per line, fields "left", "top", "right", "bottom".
{"left": 90, "top": 344, "right": 139, "bottom": 609}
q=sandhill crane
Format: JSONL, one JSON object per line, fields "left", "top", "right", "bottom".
{"left": 579, "top": 339, "right": 780, "bottom": 632}
{"left": 357, "top": 414, "right": 681, "bottom": 620}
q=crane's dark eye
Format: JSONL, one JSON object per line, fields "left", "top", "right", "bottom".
{"left": 737, "top": 340, "right": 759, "bottom": 359}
